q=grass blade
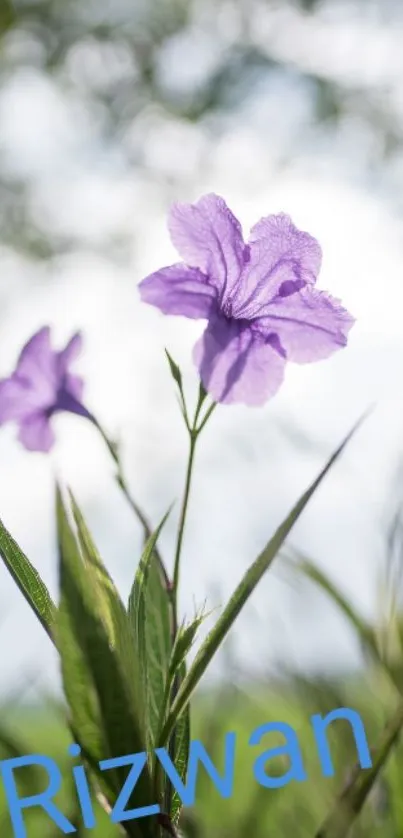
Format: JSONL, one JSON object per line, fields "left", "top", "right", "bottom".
{"left": 159, "top": 413, "right": 367, "bottom": 747}
{"left": 0, "top": 515, "right": 56, "bottom": 640}
{"left": 295, "top": 555, "right": 379, "bottom": 656}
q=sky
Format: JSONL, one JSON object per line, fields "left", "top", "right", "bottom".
{"left": 1, "top": 3, "right": 403, "bottom": 700}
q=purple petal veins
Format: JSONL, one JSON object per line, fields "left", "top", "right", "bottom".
{"left": 138, "top": 193, "right": 355, "bottom": 406}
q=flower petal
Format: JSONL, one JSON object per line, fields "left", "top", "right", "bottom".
{"left": 15, "top": 326, "right": 57, "bottom": 402}
{"left": 139, "top": 263, "right": 217, "bottom": 319}
{"left": 0, "top": 375, "right": 49, "bottom": 423}
{"left": 193, "top": 315, "right": 285, "bottom": 406}
{"left": 55, "top": 376, "right": 91, "bottom": 419}
{"left": 168, "top": 194, "right": 246, "bottom": 296}
{"left": 257, "top": 286, "right": 355, "bottom": 363}
{"left": 17, "top": 412, "right": 55, "bottom": 452}
{"left": 57, "top": 332, "right": 83, "bottom": 376}
{"left": 63, "top": 373, "right": 85, "bottom": 403}
{"left": 231, "top": 214, "right": 322, "bottom": 318}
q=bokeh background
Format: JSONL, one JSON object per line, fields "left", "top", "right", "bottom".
{"left": 2, "top": 0, "right": 403, "bottom": 835}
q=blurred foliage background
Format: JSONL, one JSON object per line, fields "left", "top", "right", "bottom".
{"left": 2, "top": 0, "right": 403, "bottom": 836}
{"left": 2, "top": 0, "right": 403, "bottom": 259}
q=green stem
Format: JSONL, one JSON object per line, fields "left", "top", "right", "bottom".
{"left": 171, "top": 389, "right": 210, "bottom": 607}
{"left": 165, "top": 428, "right": 198, "bottom": 821}
{"left": 172, "top": 431, "right": 197, "bottom": 607}
{"left": 165, "top": 391, "right": 216, "bottom": 818}
{"left": 196, "top": 402, "right": 217, "bottom": 434}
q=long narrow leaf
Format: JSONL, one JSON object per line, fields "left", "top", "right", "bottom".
{"left": 159, "top": 414, "right": 367, "bottom": 747}
{"left": 0, "top": 515, "right": 56, "bottom": 639}
{"left": 70, "top": 491, "right": 141, "bottom": 677}
{"left": 56, "top": 486, "right": 156, "bottom": 838}
{"left": 295, "top": 554, "right": 403, "bottom": 695}
{"left": 56, "top": 489, "right": 114, "bottom": 790}
{"left": 163, "top": 619, "right": 205, "bottom": 825}
{"left": 168, "top": 614, "right": 207, "bottom": 686}
{"left": 128, "top": 511, "right": 172, "bottom": 757}
{"left": 296, "top": 556, "right": 379, "bottom": 656}
{"left": 169, "top": 662, "right": 190, "bottom": 827}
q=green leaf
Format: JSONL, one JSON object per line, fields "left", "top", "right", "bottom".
{"left": 385, "top": 744, "right": 403, "bottom": 835}
{"left": 56, "top": 485, "right": 156, "bottom": 838}
{"left": 69, "top": 491, "right": 134, "bottom": 656}
{"left": 169, "top": 614, "right": 207, "bottom": 684}
{"left": 294, "top": 554, "right": 403, "bottom": 695}
{"left": 165, "top": 349, "right": 183, "bottom": 391}
{"left": 128, "top": 511, "right": 172, "bottom": 757}
{"left": 315, "top": 700, "right": 403, "bottom": 838}
{"left": 165, "top": 348, "right": 190, "bottom": 430}
{"left": 163, "top": 616, "right": 206, "bottom": 825}
{"left": 56, "top": 489, "right": 113, "bottom": 788}
{"left": 159, "top": 414, "right": 367, "bottom": 747}
{"left": 0, "top": 514, "right": 56, "bottom": 640}
{"left": 169, "top": 662, "right": 190, "bottom": 827}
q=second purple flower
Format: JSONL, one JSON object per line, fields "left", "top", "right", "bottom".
{"left": 0, "top": 327, "right": 90, "bottom": 452}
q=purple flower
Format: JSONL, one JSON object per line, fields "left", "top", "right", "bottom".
{"left": 0, "top": 326, "right": 90, "bottom": 452}
{"left": 139, "top": 193, "right": 354, "bottom": 406}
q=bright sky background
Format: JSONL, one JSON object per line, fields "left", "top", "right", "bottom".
{"left": 1, "top": 2, "right": 403, "bottom": 700}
